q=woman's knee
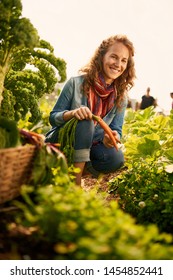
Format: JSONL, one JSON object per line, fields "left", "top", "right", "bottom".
{"left": 103, "top": 149, "right": 124, "bottom": 172}
{"left": 110, "top": 149, "right": 124, "bottom": 170}
{"left": 76, "top": 119, "right": 94, "bottom": 134}
{"left": 75, "top": 119, "right": 95, "bottom": 149}
{"left": 91, "top": 143, "right": 124, "bottom": 172}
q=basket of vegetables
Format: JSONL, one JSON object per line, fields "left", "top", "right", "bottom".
{"left": 0, "top": 116, "right": 69, "bottom": 204}
{"left": 0, "top": 145, "right": 36, "bottom": 204}
{"left": 0, "top": 117, "right": 39, "bottom": 204}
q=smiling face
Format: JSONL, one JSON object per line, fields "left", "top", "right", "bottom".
{"left": 102, "top": 42, "right": 129, "bottom": 85}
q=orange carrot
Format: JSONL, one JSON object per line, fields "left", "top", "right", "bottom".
{"left": 92, "top": 114, "right": 120, "bottom": 151}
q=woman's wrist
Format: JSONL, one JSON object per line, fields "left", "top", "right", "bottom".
{"left": 63, "top": 110, "right": 75, "bottom": 121}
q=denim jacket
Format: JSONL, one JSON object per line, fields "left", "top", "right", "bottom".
{"left": 45, "top": 75, "right": 127, "bottom": 143}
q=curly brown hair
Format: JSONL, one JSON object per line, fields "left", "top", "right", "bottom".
{"left": 79, "top": 34, "right": 136, "bottom": 108}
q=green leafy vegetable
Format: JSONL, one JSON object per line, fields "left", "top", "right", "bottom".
{"left": 0, "top": 116, "right": 20, "bottom": 148}
{"left": 58, "top": 118, "right": 78, "bottom": 165}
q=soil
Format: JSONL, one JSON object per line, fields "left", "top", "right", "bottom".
{"left": 0, "top": 170, "right": 122, "bottom": 260}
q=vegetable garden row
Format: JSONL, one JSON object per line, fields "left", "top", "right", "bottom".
{"left": 1, "top": 106, "right": 173, "bottom": 259}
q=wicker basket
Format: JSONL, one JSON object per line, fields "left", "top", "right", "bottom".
{"left": 0, "top": 145, "right": 36, "bottom": 204}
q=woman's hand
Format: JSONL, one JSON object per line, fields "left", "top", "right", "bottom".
{"left": 103, "top": 130, "right": 119, "bottom": 148}
{"left": 72, "top": 106, "right": 93, "bottom": 120}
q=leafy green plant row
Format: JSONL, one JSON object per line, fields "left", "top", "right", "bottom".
{"left": 122, "top": 107, "right": 173, "bottom": 161}
{"left": 109, "top": 108, "right": 173, "bottom": 234}
{"left": 15, "top": 173, "right": 173, "bottom": 260}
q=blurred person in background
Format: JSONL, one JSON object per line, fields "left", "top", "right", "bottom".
{"left": 170, "top": 92, "right": 173, "bottom": 110}
{"left": 139, "top": 87, "right": 157, "bottom": 109}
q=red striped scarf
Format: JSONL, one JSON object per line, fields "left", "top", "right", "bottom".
{"left": 88, "top": 75, "right": 116, "bottom": 118}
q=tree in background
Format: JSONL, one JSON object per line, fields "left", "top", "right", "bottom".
{"left": 0, "top": 0, "right": 66, "bottom": 123}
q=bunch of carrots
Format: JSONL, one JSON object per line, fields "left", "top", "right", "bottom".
{"left": 58, "top": 114, "right": 120, "bottom": 165}
{"left": 20, "top": 114, "right": 120, "bottom": 155}
{"left": 19, "top": 115, "right": 120, "bottom": 169}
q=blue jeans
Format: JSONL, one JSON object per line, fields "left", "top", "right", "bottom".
{"left": 73, "top": 119, "right": 124, "bottom": 175}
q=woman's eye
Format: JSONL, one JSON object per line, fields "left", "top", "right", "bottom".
{"left": 122, "top": 60, "right": 127, "bottom": 64}
{"left": 111, "top": 56, "right": 117, "bottom": 61}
